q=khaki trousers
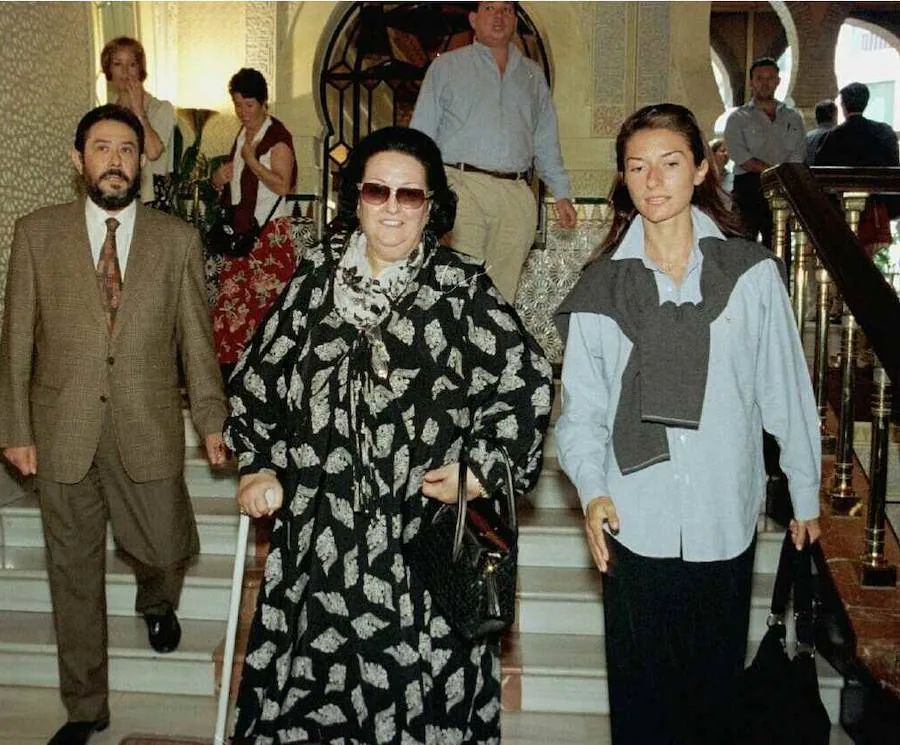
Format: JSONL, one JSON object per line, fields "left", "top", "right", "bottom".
{"left": 445, "top": 169, "right": 538, "bottom": 303}
{"left": 35, "top": 407, "right": 199, "bottom": 722}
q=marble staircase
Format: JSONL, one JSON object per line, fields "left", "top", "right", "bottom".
{"left": 0, "top": 408, "right": 847, "bottom": 736}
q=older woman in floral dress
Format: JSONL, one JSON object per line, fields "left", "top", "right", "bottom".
{"left": 226, "top": 126, "right": 552, "bottom": 744}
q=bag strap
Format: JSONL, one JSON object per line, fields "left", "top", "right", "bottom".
{"left": 451, "top": 448, "right": 517, "bottom": 561}
{"left": 769, "top": 529, "right": 816, "bottom": 653}
{"left": 770, "top": 530, "right": 796, "bottom": 618}
{"left": 259, "top": 195, "right": 283, "bottom": 230}
{"left": 793, "top": 540, "right": 815, "bottom": 654}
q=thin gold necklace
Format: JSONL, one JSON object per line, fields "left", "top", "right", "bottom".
{"left": 648, "top": 251, "right": 689, "bottom": 273}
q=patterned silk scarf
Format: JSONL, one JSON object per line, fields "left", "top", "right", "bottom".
{"left": 333, "top": 230, "right": 425, "bottom": 331}
{"left": 333, "top": 230, "right": 426, "bottom": 511}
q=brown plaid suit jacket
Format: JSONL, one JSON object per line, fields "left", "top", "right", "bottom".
{"left": 0, "top": 200, "right": 227, "bottom": 484}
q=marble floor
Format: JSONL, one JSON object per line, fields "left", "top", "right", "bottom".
{"left": 0, "top": 686, "right": 856, "bottom": 745}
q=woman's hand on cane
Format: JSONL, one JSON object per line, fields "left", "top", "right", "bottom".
{"left": 237, "top": 471, "right": 283, "bottom": 518}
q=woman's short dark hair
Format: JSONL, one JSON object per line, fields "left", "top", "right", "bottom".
{"left": 228, "top": 68, "right": 268, "bottom": 104}
{"left": 74, "top": 104, "right": 145, "bottom": 157}
{"left": 589, "top": 103, "right": 741, "bottom": 261}
{"left": 332, "top": 126, "right": 457, "bottom": 239}
{"left": 100, "top": 37, "right": 148, "bottom": 83}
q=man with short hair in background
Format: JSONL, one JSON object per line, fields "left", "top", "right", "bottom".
{"left": 411, "top": 0, "right": 577, "bottom": 303}
{"left": 806, "top": 99, "right": 837, "bottom": 163}
{"left": 724, "top": 57, "right": 806, "bottom": 250}
{"left": 0, "top": 104, "right": 227, "bottom": 745}
{"left": 814, "top": 82, "right": 900, "bottom": 254}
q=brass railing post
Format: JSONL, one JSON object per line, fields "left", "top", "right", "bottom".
{"left": 790, "top": 216, "right": 811, "bottom": 331}
{"left": 841, "top": 191, "right": 869, "bottom": 235}
{"left": 766, "top": 189, "right": 790, "bottom": 264}
{"left": 812, "top": 258, "right": 836, "bottom": 454}
{"left": 858, "top": 364, "right": 897, "bottom": 587}
{"left": 829, "top": 309, "right": 862, "bottom": 516}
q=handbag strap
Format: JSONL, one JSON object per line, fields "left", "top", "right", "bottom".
{"left": 259, "top": 195, "right": 283, "bottom": 230}
{"left": 769, "top": 529, "right": 816, "bottom": 653}
{"left": 770, "top": 530, "right": 796, "bottom": 618}
{"left": 451, "top": 448, "right": 518, "bottom": 561}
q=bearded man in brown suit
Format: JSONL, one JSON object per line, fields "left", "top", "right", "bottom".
{"left": 0, "top": 105, "right": 228, "bottom": 745}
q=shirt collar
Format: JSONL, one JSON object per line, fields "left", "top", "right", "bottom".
{"left": 85, "top": 196, "right": 137, "bottom": 233}
{"left": 614, "top": 206, "right": 726, "bottom": 265}
{"left": 472, "top": 40, "right": 522, "bottom": 71}
{"left": 748, "top": 97, "right": 788, "bottom": 113}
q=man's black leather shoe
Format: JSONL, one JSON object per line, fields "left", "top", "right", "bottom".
{"left": 143, "top": 605, "right": 181, "bottom": 653}
{"left": 47, "top": 719, "right": 109, "bottom": 745}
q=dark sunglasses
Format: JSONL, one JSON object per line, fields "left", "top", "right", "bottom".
{"left": 358, "top": 182, "right": 433, "bottom": 209}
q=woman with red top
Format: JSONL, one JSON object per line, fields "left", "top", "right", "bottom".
{"left": 210, "top": 68, "right": 298, "bottom": 378}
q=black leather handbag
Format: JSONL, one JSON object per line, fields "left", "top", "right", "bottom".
{"left": 405, "top": 448, "right": 518, "bottom": 641}
{"left": 734, "top": 531, "right": 832, "bottom": 745}
{"left": 207, "top": 196, "right": 282, "bottom": 258}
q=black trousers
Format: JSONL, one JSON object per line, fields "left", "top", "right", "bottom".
{"left": 732, "top": 172, "right": 773, "bottom": 249}
{"left": 602, "top": 534, "right": 756, "bottom": 745}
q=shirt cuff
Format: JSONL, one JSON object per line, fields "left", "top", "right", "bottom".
{"left": 576, "top": 478, "right": 610, "bottom": 515}
{"left": 789, "top": 483, "right": 821, "bottom": 522}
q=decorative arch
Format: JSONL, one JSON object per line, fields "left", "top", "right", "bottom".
{"left": 768, "top": 0, "right": 799, "bottom": 100}
{"left": 314, "top": 2, "right": 550, "bottom": 225}
{"left": 834, "top": 17, "right": 900, "bottom": 128}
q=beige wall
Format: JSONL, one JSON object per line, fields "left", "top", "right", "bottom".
{"left": 0, "top": 1, "right": 93, "bottom": 319}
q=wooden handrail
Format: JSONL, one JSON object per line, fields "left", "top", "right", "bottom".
{"left": 760, "top": 163, "right": 900, "bottom": 387}
{"left": 808, "top": 166, "right": 900, "bottom": 195}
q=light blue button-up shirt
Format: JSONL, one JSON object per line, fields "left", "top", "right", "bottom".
{"left": 725, "top": 99, "right": 806, "bottom": 175}
{"left": 556, "top": 208, "right": 821, "bottom": 561}
{"left": 410, "top": 41, "right": 571, "bottom": 199}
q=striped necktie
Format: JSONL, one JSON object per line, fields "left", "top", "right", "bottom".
{"left": 96, "top": 217, "right": 122, "bottom": 330}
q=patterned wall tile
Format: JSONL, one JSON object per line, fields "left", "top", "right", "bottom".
{"left": 592, "top": 2, "right": 630, "bottom": 137}
{"left": 0, "top": 3, "right": 93, "bottom": 322}
{"left": 635, "top": 3, "right": 670, "bottom": 108}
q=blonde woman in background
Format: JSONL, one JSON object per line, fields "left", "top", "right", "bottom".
{"left": 100, "top": 36, "right": 176, "bottom": 205}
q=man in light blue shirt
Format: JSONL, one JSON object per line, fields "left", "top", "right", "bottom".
{"left": 410, "top": 1, "right": 577, "bottom": 302}
{"left": 724, "top": 57, "right": 805, "bottom": 249}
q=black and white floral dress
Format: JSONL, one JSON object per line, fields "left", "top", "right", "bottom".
{"left": 225, "top": 229, "right": 553, "bottom": 745}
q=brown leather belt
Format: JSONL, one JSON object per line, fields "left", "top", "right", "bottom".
{"left": 445, "top": 162, "right": 528, "bottom": 181}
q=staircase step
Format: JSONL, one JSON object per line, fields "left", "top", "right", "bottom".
{"left": 501, "top": 631, "right": 844, "bottom": 721}
{"left": 0, "top": 610, "right": 223, "bottom": 695}
{"left": 183, "top": 446, "right": 238, "bottom": 499}
{"left": 1, "top": 493, "right": 243, "bottom": 555}
{"left": 501, "top": 710, "right": 610, "bottom": 743}
{"left": 0, "top": 547, "right": 241, "bottom": 620}
{"left": 515, "top": 566, "right": 785, "bottom": 641}
{"left": 524, "top": 468, "right": 580, "bottom": 510}
{"left": 518, "top": 505, "right": 785, "bottom": 573}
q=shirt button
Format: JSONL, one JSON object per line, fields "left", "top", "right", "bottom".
{"left": 680, "top": 434, "right": 687, "bottom": 443}
{"left": 107, "top": 356, "right": 115, "bottom": 365}
{"left": 100, "top": 395, "right": 108, "bottom": 403}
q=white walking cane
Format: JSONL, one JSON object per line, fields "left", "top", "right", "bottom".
{"left": 213, "top": 488, "right": 275, "bottom": 745}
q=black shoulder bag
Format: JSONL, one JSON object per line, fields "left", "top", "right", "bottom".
{"left": 405, "top": 448, "right": 518, "bottom": 641}
{"left": 207, "top": 196, "right": 283, "bottom": 258}
{"left": 734, "top": 531, "right": 832, "bottom": 745}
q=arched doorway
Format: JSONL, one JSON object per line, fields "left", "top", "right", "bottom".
{"left": 317, "top": 1, "right": 550, "bottom": 223}
{"left": 835, "top": 19, "right": 900, "bottom": 129}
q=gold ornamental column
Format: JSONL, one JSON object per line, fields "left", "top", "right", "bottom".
{"left": 829, "top": 308, "right": 862, "bottom": 516}
{"left": 812, "top": 258, "right": 836, "bottom": 454}
{"left": 766, "top": 188, "right": 790, "bottom": 265}
{"left": 789, "top": 216, "right": 811, "bottom": 332}
{"left": 858, "top": 365, "right": 897, "bottom": 587}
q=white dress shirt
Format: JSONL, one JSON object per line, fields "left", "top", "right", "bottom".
{"left": 85, "top": 198, "right": 137, "bottom": 279}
